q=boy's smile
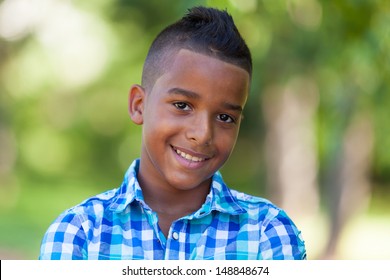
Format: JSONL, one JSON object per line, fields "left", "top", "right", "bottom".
{"left": 129, "top": 48, "right": 250, "bottom": 207}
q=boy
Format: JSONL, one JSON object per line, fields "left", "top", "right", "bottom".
{"left": 39, "top": 6, "right": 306, "bottom": 260}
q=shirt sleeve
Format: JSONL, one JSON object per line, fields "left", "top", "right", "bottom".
{"left": 258, "top": 208, "right": 307, "bottom": 260}
{"left": 39, "top": 211, "right": 88, "bottom": 260}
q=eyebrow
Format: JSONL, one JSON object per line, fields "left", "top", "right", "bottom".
{"left": 167, "top": 87, "right": 243, "bottom": 112}
{"left": 167, "top": 87, "right": 200, "bottom": 99}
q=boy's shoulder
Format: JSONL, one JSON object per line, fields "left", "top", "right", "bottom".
{"left": 57, "top": 187, "right": 121, "bottom": 221}
{"left": 229, "top": 188, "right": 271, "bottom": 205}
{"left": 227, "top": 187, "right": 283, "bottom": 216}
{"left": 229, "top": 187, "right": 271, "bottom": 204}
{"left": 213, "top": 171, "right": 283, "bottom": 216}
{"left": 225, "top": 186, "right": 302, "bottom": 241}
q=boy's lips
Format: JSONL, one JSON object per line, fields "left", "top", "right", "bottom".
{"left": 171, "top": 145, "right": 211, "bottom": 163}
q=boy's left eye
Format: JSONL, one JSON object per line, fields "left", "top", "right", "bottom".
{"left": 217, "top": 114, "right": 234, "bottom": 123}
{"left": 173, "top": 102, "right": 191, "bottom": 111}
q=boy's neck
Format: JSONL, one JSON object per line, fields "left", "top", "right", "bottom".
{"left": 137, "top": 171, "right": 211, "bottom": 217}
{"left": 136, "top": 166, "right": 211, "bottom": 236}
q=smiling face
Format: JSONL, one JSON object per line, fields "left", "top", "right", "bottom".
{"left": 129, "top": 49, "right": 250, "bottom": 194}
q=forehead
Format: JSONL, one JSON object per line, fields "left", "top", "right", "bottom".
{"left": 154, "top": 49, "right": 250, "bottom": 100}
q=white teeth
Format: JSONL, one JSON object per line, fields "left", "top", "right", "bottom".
{"left": 175, "top": 148, "right": 205, "bottom": 162}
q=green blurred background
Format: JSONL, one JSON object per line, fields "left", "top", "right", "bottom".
{"left": 0, "top": 0, "right": 389, "bottom": 259}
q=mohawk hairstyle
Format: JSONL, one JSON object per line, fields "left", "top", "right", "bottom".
{"left": 141, "top": 6, "right": 252, "bottom": 91}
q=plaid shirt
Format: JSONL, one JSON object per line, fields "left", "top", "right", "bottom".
{"left": 39, "top": 159, "right": 306, "bottom": 260}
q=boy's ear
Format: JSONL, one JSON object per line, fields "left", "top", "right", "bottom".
{"left": 128, "top": 84, "right": 145, "bottom": 125}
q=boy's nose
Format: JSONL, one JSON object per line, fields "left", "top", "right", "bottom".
{"left": 186, "top": 113, "right": 213, "bottom": 146}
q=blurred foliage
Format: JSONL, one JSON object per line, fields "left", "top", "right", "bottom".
{"left": 0, "top": 0, "right": 389, "bottom": 259}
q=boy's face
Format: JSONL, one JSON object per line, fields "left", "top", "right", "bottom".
{"left": 130, "top": 49, "right": 250, "bottom": 192}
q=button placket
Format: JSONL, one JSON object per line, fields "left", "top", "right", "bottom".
{"left": 165, "top": 220, "right": 190, "bottom": 258}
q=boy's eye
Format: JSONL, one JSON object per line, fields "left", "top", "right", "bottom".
{"left": 173, "top": 102, "right": 191, "bottom": 111}
{"left": 217, "top": 114, "right": 234, "bottom": 123}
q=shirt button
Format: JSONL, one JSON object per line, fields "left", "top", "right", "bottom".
{"left": 172, "top": 231, "right": 179, "bottom": 240}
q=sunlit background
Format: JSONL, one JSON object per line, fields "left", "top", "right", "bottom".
{"left": 1, "top": 0, "right": 389, "bottom": 260}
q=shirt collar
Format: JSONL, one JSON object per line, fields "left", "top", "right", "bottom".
{"left": 197, "top": 171, "right": 246, "bottom": 217}
{"left": 108, "top": 159, "right": 145, "bottom": 213}
{"left": 109, "top": 159, "right": 246, "bottom": 216}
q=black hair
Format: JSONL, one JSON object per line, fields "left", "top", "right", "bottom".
{"left": 141, "top": 6, "right": 252, "bottom": 90}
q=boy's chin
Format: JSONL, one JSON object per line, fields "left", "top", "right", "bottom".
{"left": 164, "top": 173, "right": 213, "bottom": 192}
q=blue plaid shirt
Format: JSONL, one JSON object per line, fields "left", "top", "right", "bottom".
{"left": 39, "top": 159, "right": 306, "bottom": 260}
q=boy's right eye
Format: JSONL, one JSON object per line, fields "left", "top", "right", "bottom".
{"left": 173, "top": 102, "right": 191, "bottom": 111}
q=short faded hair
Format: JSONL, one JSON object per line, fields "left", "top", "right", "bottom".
{"left": 141, "top": 6, "right": 252, "bottom": 91}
